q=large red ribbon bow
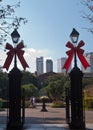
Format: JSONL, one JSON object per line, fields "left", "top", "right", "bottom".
{"left": 3, "top": 42, "right": 29, "bottom": 70}
{"left": 63, "top": 40, "right": 90, "bottom": 72}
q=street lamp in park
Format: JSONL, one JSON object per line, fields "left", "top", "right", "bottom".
{"left": 3, "top": 29, "right": 28, "bottom": 129}
{"left": 11, "top": 28, "right": 20, "bottom": 44}
{"left": 70, "top": 28, "right": 79, "bottom": 67}
{"left": 5, "top": 29, "right": 28, "bottom": 129}
{"left": 69, "top": 28, "right": 85, "bottom": 129}
{"left": 63, "top": 28, "right": 90, "bottom": 129}
{"left": 11, "top": 29, "right": 20, "bottom": 68}
{"left": 70, "top": 28, "right": 79, "bottom": 44}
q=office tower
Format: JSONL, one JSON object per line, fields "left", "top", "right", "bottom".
{"left": 46, "top": 59, "right": 53, "bottom": 73}
{"left": 36, "top": 56, "right": 44, "bottom": 75}
{"left": 57, "top": 57, "right": 71, "bottom": 73}
{"left": 81, "top": 52, "right": 93, "bottom": 73}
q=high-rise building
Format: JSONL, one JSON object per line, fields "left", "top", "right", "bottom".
{"left": 46, "top": 59, "right": 53, "bottom": 73}
{"left": 57, "top": 57, "right": 71, "bottom": 73}
{"left": 81, "top": 52, "right": 93, "bottom": 73}
{"left": 36, "top": 57, "right": 44, "bottom": 75}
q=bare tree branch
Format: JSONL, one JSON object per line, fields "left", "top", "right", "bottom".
{"left": 0, "top": 2, "right": 27, "bottom": 47}
{"left": 81, "top": 0, "right": 93, "bottom": 33}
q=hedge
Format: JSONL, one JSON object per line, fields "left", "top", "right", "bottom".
{"left": 50, "top": 101, "right": 65, "bottom": 108}
{"left": 84, "top": 97, "right": 93, "bottom": 109}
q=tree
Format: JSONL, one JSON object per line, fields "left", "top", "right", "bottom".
{"left": 0, "top": 71, "right": 39, "bottom": 100}
{"left": 45, "top": 74, "right": 69, "bottom": 101}
{"left": 46, "top": 80, "right": 63, "bottom": 101}
{"left": 21, "top": 71, "right": 38, "bottom": 87}
{"left": 45, "top": 73, "right": 68, "bottom": 87}
{"left": 22, "top": 83, "right": 39, "bottom": 99}
{"left": 0, "top": 72, "right": 8, "bottom": 99}
{"left": 83, "top": 77, "right": 93, "bottom": 88}
{"left": 81, "top": 0, "right": 93, "bottom": 33}
{"left": 0, "top": 2, "right": 27, "bottom": 47}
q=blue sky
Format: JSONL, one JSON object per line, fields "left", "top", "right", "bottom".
{"left": 0, "top": 0, "right": 93, "bottom": 72}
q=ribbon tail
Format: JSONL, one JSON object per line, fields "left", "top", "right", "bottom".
{"left": 78, "top": 54, "right": 90, "bottom": 69}
{"left": 17, "top": 55, "right": 29, "bottom": 70}
{"left": 63, "top": 54, "right": 73, "bottom": 72}
{"left": 3, "top": 54, "right": 13, "bottom": 70}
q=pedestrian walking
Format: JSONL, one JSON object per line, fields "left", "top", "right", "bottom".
{"left": 30, "top": 97, "right": 36, "bottom": 108}
{"left": 30, "top": 97, "right": 33, "bottom": 107}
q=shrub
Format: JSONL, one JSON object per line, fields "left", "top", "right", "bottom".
{"left": 40, "top": 96, "right": 49, "bottom": 102}
{"left": 84, "top": 97, "right": 93, "bottom": 109}
{"left": 2, "top": 100, "right": 8, "bottom": 108}
{"left": 50, "top": 101, "right": 65, "bottom": 108}
{"left": 0, "top": 98, "right": 8, "bottom": 108}
{"left": 24, "top": 100, "right": 30, "bottom": 108}
{"left": 0, "top": 98, "right": 3, "bottom": 108}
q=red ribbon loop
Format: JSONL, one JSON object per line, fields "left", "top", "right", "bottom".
{"left": 3, "top": 42, "right": 29, "bottom": 70}
{"left": 63, "top": 40, "right": 90, "bottom": 72}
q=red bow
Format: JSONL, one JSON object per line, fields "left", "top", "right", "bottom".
{"left": 63, "top": 40, "right": 90, "bottom": 72}
{"left": 3, "top": 42, "right": 29, "bottom": 70}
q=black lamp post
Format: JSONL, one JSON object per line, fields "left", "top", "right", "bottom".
{"left": 69, "top": 28, "right": 85, "bottom": 129}
{"left": 70, "top": 28, "right": 79, "bottom": 68}
{"left": 7, "top": 29, "right": 23, "bottom": 129}
{"left": 11, "top": 29, "right": 20, "bottom": 68}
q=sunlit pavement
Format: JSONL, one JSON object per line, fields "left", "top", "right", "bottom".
{"left": 0, "top": 103, "right": 93, "bottom": 129}
{"left": 0, "top": 123, "right": 93, "bottom": 130}
{"left": 23, "top": 124, "right": 93, "bottom": 130}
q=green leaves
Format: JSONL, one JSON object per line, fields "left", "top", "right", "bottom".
{"left": 45, "top": 74, "right": 69, "bottom": 101}
{"left": 22, "top": 83, "right": 38, "bottom": 98}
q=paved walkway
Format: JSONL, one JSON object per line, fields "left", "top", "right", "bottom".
{"left": 0, "top": 103, "right": 93, "bottom": 129}
{"left": 0, "top": 123, "right": 93, "bottom": 130}
{"left": 25, "top": 105, "right": 66, "bottom": 124}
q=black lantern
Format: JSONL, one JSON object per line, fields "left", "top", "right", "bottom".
{"left": 70, "top": 28, "right": 79, "bottom": 45}
{"left": 70, "top": 28, "right": 79, "bottom": 67}
{"left": 11, "top": 29, "right": 20, "bottom": 67}
{"left": 11, "top": 29, "right": 20, "bottom": 44}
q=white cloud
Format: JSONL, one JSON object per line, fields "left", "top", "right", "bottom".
{"left": 27, "top": 48, "right": 36, "bottom": 53}
{"left": 0, "top": 48, "right": 53, "bottom": 73}
{"left": 24, "top": 48, "right": 52, "bottom": 73}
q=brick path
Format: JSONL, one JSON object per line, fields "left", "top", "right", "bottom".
{"left": 0, "top": 103, "right": 93, "bottom": 124}
{"left": 0, "top": 103, "right": 93, "bottom": 130}
{"left": 25, "top": 104, "right": 66, "bottom": 124}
